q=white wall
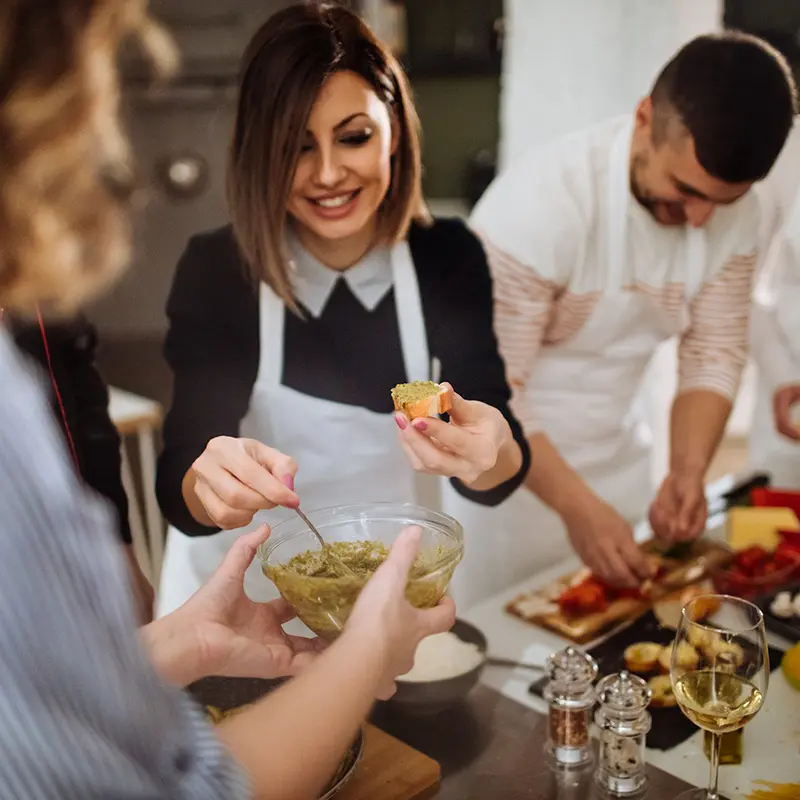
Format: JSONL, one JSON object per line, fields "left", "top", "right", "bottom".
{"left": 500, "top": 0, "right": 722, "bottom": 167}
{"left": 499, "top": 0, "right": 733, "bottom": 487}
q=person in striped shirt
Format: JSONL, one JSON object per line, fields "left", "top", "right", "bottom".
{"left": 458, "top": 33, "right": 798, "bottom": 590}
{"left": 0, "top": 3, "right": 454, "bottom": 799}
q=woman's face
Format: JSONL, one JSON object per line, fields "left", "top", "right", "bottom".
{"left": 288, "top": 70, "right": 395, "bottom": 259}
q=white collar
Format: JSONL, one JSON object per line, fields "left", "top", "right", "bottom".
{"left": 286, "top": 234, "right": 393, "bottom": 318}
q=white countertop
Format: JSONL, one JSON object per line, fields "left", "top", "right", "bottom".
{"left": 462, "top": 559, "right": 800, "bottom": 800}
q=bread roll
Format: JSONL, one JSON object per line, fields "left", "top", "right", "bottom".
{"left": 391, "top": 381, "right": 453, "bottom": 420}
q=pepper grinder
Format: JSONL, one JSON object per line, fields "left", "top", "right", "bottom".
{"left": 543, "top": 646, "right": 599, "bottom": 767}
{"left": 594, "top": 671, "right": 652, "bottom": 796}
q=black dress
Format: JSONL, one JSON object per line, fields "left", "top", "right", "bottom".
{"left": 156, "top": 217, "right": 531, "bottom": 536}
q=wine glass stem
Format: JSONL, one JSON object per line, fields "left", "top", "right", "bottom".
{"left": 707, "top": 732, "right": 721, "bottom": 800}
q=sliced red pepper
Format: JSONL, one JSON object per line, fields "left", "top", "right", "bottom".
{"left": 774, "top": 542, "right": 800, "bottom": 576}
{"left": 558, "top": 581, "right": 608, "bottom": 616}
{"left": 734, "top": 546, "right": 770, "bottom": 576}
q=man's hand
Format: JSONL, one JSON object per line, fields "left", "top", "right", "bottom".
{"left": 142, "top": 526, "right": 325, "bottom": 686}
{"left": 563, "top": 498, "right": 652, "bottom": 588}
{"left": 773, "top": 384, "right": 800, "bottom": 441}
{"left": 649, "top": 471, "right": 707, "bottom": 542}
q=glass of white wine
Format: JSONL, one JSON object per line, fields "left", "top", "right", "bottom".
{"left": 671, "top": 594, "right": 768, "bottom": 800}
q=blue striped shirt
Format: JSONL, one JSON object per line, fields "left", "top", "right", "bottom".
{"left": 0, "top": 329, "right": 249, "bottom": 799}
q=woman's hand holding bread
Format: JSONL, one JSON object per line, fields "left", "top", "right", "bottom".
{"left": 393, "top": 381, "right": 519, "bottom": 487}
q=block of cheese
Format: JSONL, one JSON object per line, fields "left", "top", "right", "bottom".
{"left": 726, "top": 507, "right": 800, "bottom": 551}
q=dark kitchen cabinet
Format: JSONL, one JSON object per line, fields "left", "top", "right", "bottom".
{"left": 403, "top": 0, "right": 504, "bottom": 77}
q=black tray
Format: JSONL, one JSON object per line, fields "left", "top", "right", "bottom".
{"left": 529, "top": 611, "right": 785, "bottom": 751}
{"left": 755, "top": 582, "right": 800, "bottom": 643}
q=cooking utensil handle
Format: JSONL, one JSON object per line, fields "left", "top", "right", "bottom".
{"left": 485, "top": 657, "right": 544, "bottom": 671}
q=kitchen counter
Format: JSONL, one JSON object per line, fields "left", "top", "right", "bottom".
{"left": 462, "top": 557, "right": 800, "bottom": 800}
{"left": 372, "top": 685, "right": 693, "bottom": 799}
{"left": 189, "top": 676, "right": 693, "bottom": 799}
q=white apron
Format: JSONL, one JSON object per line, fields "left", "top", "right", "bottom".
{"left": 156, "top": 242, "right": 438, "bottom": 618}
{"left": 749, "top": 187, "right": 800, "bottom": 487}
{"left": 446, "top": 121, "right": 707, "bottom": 610}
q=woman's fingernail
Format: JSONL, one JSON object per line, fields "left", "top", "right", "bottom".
{"left": 394, "top": 413, "right": 407, "bottom": 431}
{"left": 283, "top": 474, "right": 295, "bottom": 491}
{"left": 412, "top": 419, "right": 427, "bottom": 432}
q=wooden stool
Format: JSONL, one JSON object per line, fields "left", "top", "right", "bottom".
{"left": 109, "top": 387, "right": 164, "bottom": 584}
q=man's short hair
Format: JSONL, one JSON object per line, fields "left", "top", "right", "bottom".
{"left": 650, "top": 31, "right": 798, "bottom": 184}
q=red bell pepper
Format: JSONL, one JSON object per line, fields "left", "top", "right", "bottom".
{"left": 558, "top": 579, "right": 608, "bottom": 616}
{"left": 734, "top": 546, "right": 770, "bottom": 576}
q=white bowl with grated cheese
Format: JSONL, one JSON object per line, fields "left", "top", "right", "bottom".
{"left": 398, "top": 632, "right": 485, "bottom": 682}
{"left": 387, "top": 619, "right": 487, "bottom": 712}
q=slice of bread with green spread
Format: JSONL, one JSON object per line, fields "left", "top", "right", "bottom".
{"left": 391, "top": 381, "right": 453, "bottom": 420}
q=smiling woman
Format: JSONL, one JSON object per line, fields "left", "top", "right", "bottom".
{"left": 287, "top": 73, "right": 403, "bottom": 262}
{"left": 155, "top": 2, "right": 531, "bottom": 615}
{"left": 227, "top": 4, "right": 428, "bottom": 306}
{"left": 0, "top": 3, "right": 460, "bottom": 798}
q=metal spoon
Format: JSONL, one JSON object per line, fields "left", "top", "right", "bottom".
{"left": 484, "top": 656, "right": 545, "bottom": 671}
{"left": 294, "top": 507, "right": 356, "bottom": 577}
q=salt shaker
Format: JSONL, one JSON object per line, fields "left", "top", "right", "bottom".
{"left": 594, "top": 671, "right": 652, "bottom": 796}
{"left": 543, "top": 646, "right": 599, "bottom": 767}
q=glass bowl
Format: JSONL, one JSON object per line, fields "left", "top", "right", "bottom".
{"left": 710, "top": 558, "right": 799, "bottom": 600}
{"left": 258, "top": 503, "right": 464, "bottom": 640}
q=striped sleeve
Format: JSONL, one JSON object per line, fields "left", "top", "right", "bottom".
{"left": 481, "top": 236, "right": 557, "bottom": 435}
{"left": 0, "top": 332, "right": 250, "bottom": 800}
{"left": 677, "top": 253, "right": 757, "bottom": 401}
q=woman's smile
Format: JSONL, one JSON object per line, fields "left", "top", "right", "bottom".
{"left": 305, "top": 188, "right": 362, "bottom": 220}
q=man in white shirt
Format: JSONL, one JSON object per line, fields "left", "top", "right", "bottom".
{"left": 466, "top": 32, "right": 797, "bottom": 587}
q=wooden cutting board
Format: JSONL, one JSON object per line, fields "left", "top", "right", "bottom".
{"left": 506, "top": 539, "right": 732, "bottom": 643}
{"left": 338, "top": 724, "right": 440, "bottom": 800}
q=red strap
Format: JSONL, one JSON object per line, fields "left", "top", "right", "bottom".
{"left": 36, "top": 306, "right": 81, "bottom": 472}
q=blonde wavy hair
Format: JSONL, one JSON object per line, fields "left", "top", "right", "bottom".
{"left": 0, "top": 0, "right": 176, "bottom": 316}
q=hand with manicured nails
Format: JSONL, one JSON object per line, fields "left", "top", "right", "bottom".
{"left": 394, "top": 383, "right": 511, "bottom": 485}
{"left": 344, "top": 526, "right": 456, "bottom": 700}
{"left": 190, "top": 436, "right": 299, "bottom": 529}
{"left": 773, "top": 384, "right": 800, "bottom": 441}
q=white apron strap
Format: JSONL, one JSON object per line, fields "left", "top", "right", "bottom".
{"left": 684, "top": 228, "right": 708, "bottom": 301}
{"left": 391, "top": 240, "right": 432, "bottom": 381}
{"left": 606, "top": 120, "right": 635, "bottom": 293}
{"left": 259, "top": 282, "right": 286, "bottom": 388}
{"left": 390, "top": 240, "right": 441, "bottom": 509}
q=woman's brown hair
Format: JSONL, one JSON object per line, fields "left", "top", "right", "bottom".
{"left": 0, "top": 0, "right": 175, "bottom": 317}
{"left": 227, "top": 2, "right": 430, "bottom": 307}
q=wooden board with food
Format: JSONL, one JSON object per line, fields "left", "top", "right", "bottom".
{"left": 506, "top": 539, "right": 734, "bottom": 643}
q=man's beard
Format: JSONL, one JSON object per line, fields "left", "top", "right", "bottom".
{"left": 629, "top": 153, "right": 686, "bottom": 226}
{"left": 630, "top": 153, "right": 659, "bottom": 214}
